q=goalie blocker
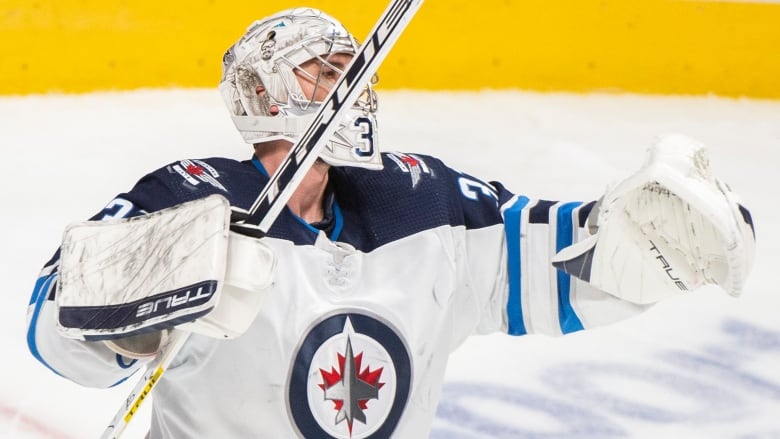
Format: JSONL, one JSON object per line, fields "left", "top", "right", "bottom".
{"left": 553, "top": 134, "right": 755, "bottom": 304}
{"left": 55, "top": 195, "right": 276, "bottom": 357}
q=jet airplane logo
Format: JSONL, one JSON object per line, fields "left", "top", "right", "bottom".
{"left": 319, "top": 335, "right": 385, "bottom": 435}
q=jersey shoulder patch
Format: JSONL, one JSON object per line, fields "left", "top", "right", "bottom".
{"left": 166, "top": 158, "right": 230, "bottom": 192}
{"left": 383, "top": 152, "right": 435, "bottom": 189}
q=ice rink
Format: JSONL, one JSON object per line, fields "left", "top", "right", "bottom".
{"left": 1, "top": 89, "right": 779, "bottom": 438}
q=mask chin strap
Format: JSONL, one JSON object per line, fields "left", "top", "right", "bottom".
{"left": 233, "top": 70, "right": 329, "bottom": 141}
{"left": 232, "top": 112, "right": 317, "bottom": 143}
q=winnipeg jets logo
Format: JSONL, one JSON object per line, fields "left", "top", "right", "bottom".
{"left": 387, "top": 152, "right": 431, "bottom": 188}
{"left": 309, "top": 318, "right": 394, "bottom": 438}
{"left": 319, "top": 333, "right": 385, "bottom": 435}
{"left": 289, "top": 313, "right": 411, "bottom": 439}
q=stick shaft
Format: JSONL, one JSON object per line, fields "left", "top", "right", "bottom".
{"left": 100, "top": 330, "right": 191, "bottom": 439}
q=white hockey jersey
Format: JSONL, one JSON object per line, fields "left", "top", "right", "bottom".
{"left": 27, "top": 153, "right": 649, "bottom": 438}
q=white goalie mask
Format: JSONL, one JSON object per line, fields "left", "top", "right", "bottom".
{"left": 219, "top": 8, "right": 382, "bottom": 170}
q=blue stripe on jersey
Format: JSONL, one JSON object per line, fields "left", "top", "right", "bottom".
{"left": 251, "top": 156, "right": 269, "bottom": 177}
{"left": 294, "top": 217, "right": 323, "bottom": 236}
{"left": 556, "top": 202, "right": 585, "bottom": 333}
{"left": 27, "top": 274, "right": 63, "bottom": 377}
{"left": 110, "top": 375, "right": 131, "bottom": 387}
{"left": 504, "top": 196, "right": 530, "bottom": 335}
{"left": 331, "top": 200, "right": 344, "bottom": 241}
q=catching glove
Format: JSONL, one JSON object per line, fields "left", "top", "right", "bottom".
{"left": 552, "top": 134, "right": 755, "bottom": 304}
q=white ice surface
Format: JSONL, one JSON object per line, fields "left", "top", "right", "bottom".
{"left": 1, "top": 89, "right": 778, "bottom": 438}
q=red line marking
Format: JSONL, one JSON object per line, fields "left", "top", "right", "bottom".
{"left": 0, "top": 403, "right": 74, "bottom": 439}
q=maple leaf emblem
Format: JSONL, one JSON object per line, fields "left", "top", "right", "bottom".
{"left": 400, "top": 155, "right": 419, "bottom": 167}
{"left": 185, "top": 164, "right": 204, "bottom": 176}
{"left": 318, "top": 336, "right": 385, "bottom": 436}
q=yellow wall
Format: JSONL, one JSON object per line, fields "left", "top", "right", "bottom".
{"left": 2, "top": 1, "right": 779, "bottom": 97}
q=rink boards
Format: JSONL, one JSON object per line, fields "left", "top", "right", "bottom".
{"left": 2, "top": 0, "right": 779, "bottom": 97}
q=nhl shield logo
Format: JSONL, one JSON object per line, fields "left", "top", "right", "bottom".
{"left": 288, "top": 312, "right": 412, "bottom": 438}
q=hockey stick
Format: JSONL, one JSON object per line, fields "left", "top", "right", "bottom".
{"left": 99, "top": 330, "right": 189, "bottom": 439}
{"left": 99, "top": 1, "right": 423, "bottom": 437}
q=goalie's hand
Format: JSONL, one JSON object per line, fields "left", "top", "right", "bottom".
{"left": 552, "top": 134, "right": 755, "bottom": 304}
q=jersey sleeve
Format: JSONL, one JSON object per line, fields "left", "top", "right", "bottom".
{"left": 26, "top": 157, "right": 251, "bottom": 387}
{"left": 445, "top": 167, "right": 652, "bottom": 339}
{"left": 26, "top": 170, "right": 178, "bottom": 387}
{"left": 492, "top": 195, "right": 652, "bottom": 336}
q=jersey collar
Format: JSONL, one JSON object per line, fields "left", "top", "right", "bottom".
{"left": 250, "top": 155, "right": 343, "bottom": 241}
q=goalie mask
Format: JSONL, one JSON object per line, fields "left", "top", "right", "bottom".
{"left": 219, "top": 8, "right": 382, "bottom": 170}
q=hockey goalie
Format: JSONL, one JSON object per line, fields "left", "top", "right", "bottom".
{"left": 25, "top": 7, "right": 755, "bottom": 439}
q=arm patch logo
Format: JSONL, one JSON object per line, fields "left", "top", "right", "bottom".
{"left": 387, "top": 153, "right": 432, "bottom": 188}
{"left": 171, "top": 159, "right": 227, "bottom": 192}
